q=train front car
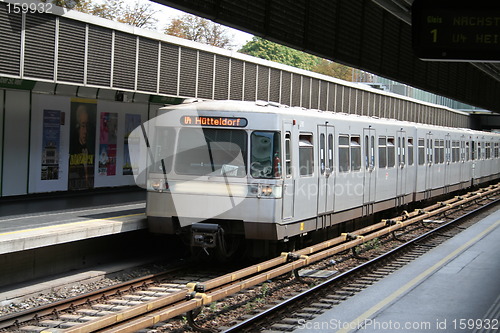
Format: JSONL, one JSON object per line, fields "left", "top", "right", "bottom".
{"left": 136, "top": 101, "right": 285, "bottom": 257}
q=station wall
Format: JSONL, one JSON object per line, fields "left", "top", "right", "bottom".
{"left": 0, "top": 89, "right": 149, "bottom": 197}
{"left": 2, "top": 89, "right": 30, "bottom": 196}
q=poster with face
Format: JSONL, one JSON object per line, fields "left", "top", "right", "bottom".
{"left": 98, "top": 112, "right": 118, "bottom": 176}
{"left": 69, "top": 99, "right": 97, "bottom": 190}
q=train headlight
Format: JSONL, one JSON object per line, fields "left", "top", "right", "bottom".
{"left": 148, "top": 178, "right": 168, "bottom": 192}
{"left": 262, "top": 186, "right": 273, "bottom": 196}
{"left": 248, "top": 184, "right": 282, "bottom": 198}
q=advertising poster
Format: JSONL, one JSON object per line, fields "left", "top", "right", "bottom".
{"left": 123, "top": 114, "right": 141, "bottom": 175}
{"left": 98, "top": 112, "right": 118, "bottom": 176}
{"left": 69, "top": 99, "right": 97, "bottom": 190}
{"left": 41, "top": 109, "right": 61, "bottom": 180}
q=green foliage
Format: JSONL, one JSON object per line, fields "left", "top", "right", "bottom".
{"left": 208, "top": 301, "right": 218, "bottom": 312}
{"left": 239, "top": 37, "right": 352, "bottom": 81}
{"left": 312, "top": 59, "right": 353, "bottom": 81}
{"left": 239, "top": 37, "right": 318, "bottom": 71}
{"left": 356, "top": 237, "right": 381, "bottom": 252}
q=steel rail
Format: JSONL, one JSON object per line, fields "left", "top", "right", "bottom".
{"left": 63, "top": 183, "right": 500, "bottom": 333}
{"left": 221, "top": 196, "right": 500, "bottom": 332}
{"left": 0, "top": 264, "right": 189, "bottom": 330}
{"left": 6, "top": 183, "right": 498, "bottom": 332}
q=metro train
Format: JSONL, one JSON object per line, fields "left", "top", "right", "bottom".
{"left": 132, "top": 100, "right": 500, "bottom": 257}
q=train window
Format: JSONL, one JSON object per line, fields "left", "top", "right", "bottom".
{"left": 351, "top": 136, "right": 361, "bottom": 171}
{"left": 397, "top": 136, "right": 406, "bottom": 166}
{"left": 494, "top": 143, "right": 499, "bottom": 158}
{"left": 328, "top": 134, "right": 334, "bottom": 171}
{"left": 486, "top": 142, "right": 491, "bottom": 159}
{"left": 320, "top": 134, "right": 326, "bottom": 174}
{"left": 387, "top": 137, "right": 395, "bottom": 168}
{"left": 371, "top": 136, "right": 375, "bottom": 168}
{"left": 175, "top": 128, "right": 247, "bottom": 177}
{"left": 285, "top": 132, "right": 292, "bottom": 177}
{"left": 445, "top": 140, "right": 451, "bottom": 163}
{"left": 434, "top": 140, "right": 444, "bottom": 164}
{"left": 440, "top": 140, "right": 445, "bottom": 164}
{"left": 434, "top": 140, "right": 442, "bottom": 164}
{"left": 478, "top": 142, "right": 482, "bottom": 160}
{"left": 299, "top": 133, "right": 314, "bottom": 176}
{"left": 465, "top": 142, "right": 470, "bottom": 161}
{"left": 460, "top": 141, "right": 465, "bottom": 162}
{"left": 153, "top": 127, "right": 176, "bottom": 174}
{"left": 365, "top": 135, "right": 369, "bottom": 170}
{"left": 434, "top": 140, "right": 439, "bottom": 164}
{"left": 397, "top": 137, "right": 402, "bottom": 165}
{"left": 402, "top": 137, "right": 406, "bottom": 165}
{"left": 251, "top": 131, "right": 281, "bottom": 178}
{"left": 418, "top": 138, "right": 425, "bottom": 165}
{"left": 408, "top": 138, "right": 414, "bottom": 166}
{"left": 471, "top": 141, "right": 476, "bottom": 160}
{"left": 339, "top": 135, "right": 350, "bottom": 172}
{"left": 379, "top": 137, "right": 387, "bottom": 168}
{"left": 452, "top": 141, "right": 460, "bottom": 162}
{"left": 427, "top": 139, "right": 433, "bottom": 164}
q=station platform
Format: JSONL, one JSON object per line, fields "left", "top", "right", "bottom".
{"left": 0, "top": 188, "right": 147, "bottom": 255}
{"left": 294, "top": 207, "right": 500, "bottom": 333}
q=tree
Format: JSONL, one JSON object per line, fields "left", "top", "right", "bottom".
{"left": 116, "top": 0, "right": 158, "bottom": 29}
{"left": 74, "top": 0, "right": 158, "bottom": 30}
{"left": 239, "top": 37, "right": 318, "bottom": 71}
{"left": 165, "top": 15, "right": 234, "bottom": 49}
{"left": 239, "top": 37, "right": 352, "bottom": 81}
{"left": 312, "top": 59, "right": 352, "bottom": 82}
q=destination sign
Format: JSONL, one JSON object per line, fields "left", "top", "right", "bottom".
{"left": 412, "top": 0, "right": 500, "bottom": 61}
{"left": 181, "top": 116, "right": 248, "bottom": 127}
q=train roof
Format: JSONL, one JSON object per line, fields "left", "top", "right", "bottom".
{"left": 159, "top": 100, "right": 500, "bottom": 138}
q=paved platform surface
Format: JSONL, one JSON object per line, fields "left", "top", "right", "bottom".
{"left": 294, "top": 207, "right": 500, "bottom": 333}
{"left": 0, "top": 189, "right": 147, "bottom": 254}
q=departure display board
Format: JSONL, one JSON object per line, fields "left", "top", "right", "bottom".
{"left": 412, "top": 0, "right": 500, "bottom": 61}
{"left": 181, "top": 116, "right": 248, "bottom": 127}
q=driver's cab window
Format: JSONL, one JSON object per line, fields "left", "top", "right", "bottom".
{"left": 251, "top": 131, "right": 281, "bottom": 178}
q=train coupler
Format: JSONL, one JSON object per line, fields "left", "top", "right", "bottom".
{"left": 191, "top": 223, "right": 222, "bottom": 248}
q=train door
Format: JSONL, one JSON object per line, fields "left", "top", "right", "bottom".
{"left": 476, "top": 141, "right": 483, "bottom": 182}
{"left": 317, "top": 124, "right": 335, "bottom": 214}
{"left": 282, "top": 122, "right": 295, "bottom": 220}
{"left": 363, "top": 128, "right": 376, "bottom": 215}
{"left": 444, "top": 134, "right": 451, "bottom": 192}
{"left": 460, "top": 137, "right": 467, "bottom": 188}
{"left": 471, "top": 140, "right": 476, "bottom": 183}
{"left": 396, "top": 130, "right": 407, "bottom": 204}
{"left": 425, "top": 133, "right": 433, "bottom": 197}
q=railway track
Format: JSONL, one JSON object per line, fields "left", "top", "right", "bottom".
{"left": 222, "top": 188, "right": 500, "bottom": 332}
{"left": 1, "top": 183, "right": 498, "bottom": 333}
{"left": 0, "top": 264, "right": 228, "bottom": 333}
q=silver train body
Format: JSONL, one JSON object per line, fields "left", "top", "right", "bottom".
{"left": 144, "top": 100, "right": 500, "bottom": 247}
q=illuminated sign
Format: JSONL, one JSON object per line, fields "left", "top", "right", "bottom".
{"left": 181, "top": 116, "right": 248, "bottom": 127}
{"left": 412, "top": 0, "right": 500, "bottom": 61}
